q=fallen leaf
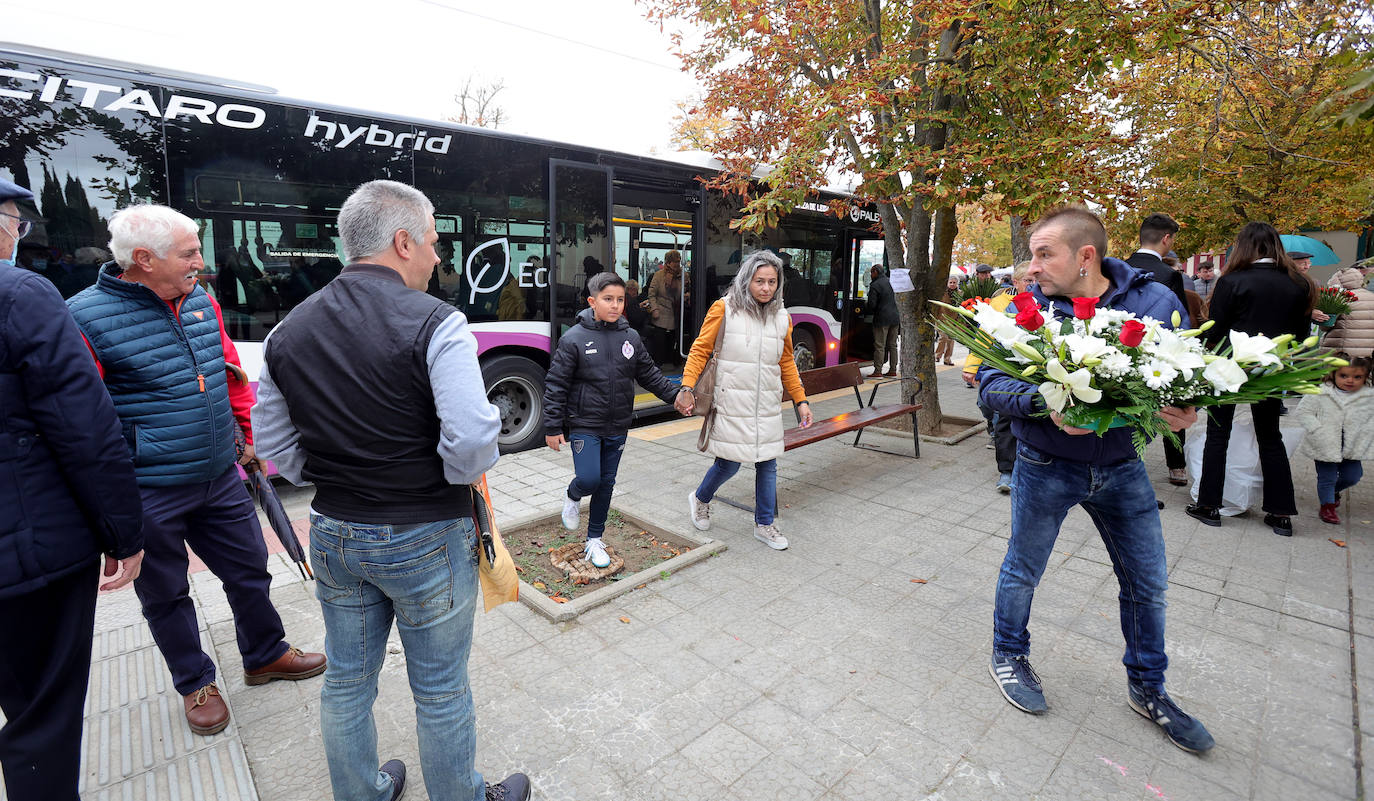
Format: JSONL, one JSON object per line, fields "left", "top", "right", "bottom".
{"left": 634, "top": 583, "right": 647, "bottom": 589}
{"left": 550, "top": 595, "right": 568, "bottom": 604}
{"left": 1330, "top": 538, "right": 1347, "bottom": 548}
{"left": 660, "top": 554, "right": 672, "bottom": 559}
{"left": 514, "top": 565, "right": 525, "bottom": 574}
{"left": 532, "top": 581, "right": 546, "bottom": 591}
{"left": 637, "top": 530, "right": 648, "bottom": 536}
{"left": 619, "top": 616, "right": 631, "bottom": 624}
{"left": 574, "top": 576, "right": 590, "bottom": 585}
{"left": 910, "top": 578, "right": 928, "bottom": 584}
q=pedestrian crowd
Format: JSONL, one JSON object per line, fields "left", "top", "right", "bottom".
{"left": 2, "top": 172, "right": 1371, "bottom": 799}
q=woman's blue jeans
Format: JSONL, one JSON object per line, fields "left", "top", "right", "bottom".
{"left": 1315, "top": 459, "right": 1363, "bottom": 504}
{"left": 994, "top": 444, "right": 1170, "bottom": 690}
{"left": 309, "top": 513, "right": 484, "bottom": 801}
{"left": 695, "top": 458, "right": 778, "bottom": 525}
{"left": 567, "top": 432, "right": 628, "bottom": 538}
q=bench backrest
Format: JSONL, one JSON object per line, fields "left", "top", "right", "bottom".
{"left": 798, "top": 362, "right": 864, "bottom": 397}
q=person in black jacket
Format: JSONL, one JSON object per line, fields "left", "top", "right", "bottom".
{"left": 544, "top": 272, "right": 685, "bottom": 568}
{"left": 0, "top": 178, "right": 144, "bottom": 801}
{"left": 866, "top": 265, "right": 901, "bottom": 375}
{"left": 1125, "top": 213, "right": 1192, "bottom": 486}
{"left": 1187, "top": 222, "right": 1317, "bottom": 536}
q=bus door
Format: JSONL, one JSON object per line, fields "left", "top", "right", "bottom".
{"left": 843, "top": 234, "right": 887, "bottom": 362}
{"left": 612, "top": 203, "right": 696, "bottom": 377}
{"left": 548, "top": 160, "right": 613, "bottom": 347}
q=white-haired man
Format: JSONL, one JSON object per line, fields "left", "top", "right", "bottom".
{"left": 253, "top": 180, "right": 528, "bottom": 801}
{"left": 66, "top": 205, "right": 325, "bottom": 738}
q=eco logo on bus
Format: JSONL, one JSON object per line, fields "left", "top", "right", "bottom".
{"left": 466, "top": 238, "right": 548, "bottom": 304}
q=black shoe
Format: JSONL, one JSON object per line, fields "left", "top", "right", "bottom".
{"left": 1185, "top": 504, "right": 1221, "bottom": 527}
{"left": 1264, "top": 514, "right": 1293, "bottom": 537}
{"left": 486, "top": 772, "right": 531, "bottom": 801}
{"left": 380, "top": 759, "right": 406, "bottom": 801}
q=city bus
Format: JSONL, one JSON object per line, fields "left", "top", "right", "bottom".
{"left": 1, "top": 42, "right": 888, "bottom": 452}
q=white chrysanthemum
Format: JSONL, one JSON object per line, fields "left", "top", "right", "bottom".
{"left": 1094, "top": 350, "right": 1132, "bottom": 376}
{"left": 1140, "top": 359, "right": 1179, "bottom": 390}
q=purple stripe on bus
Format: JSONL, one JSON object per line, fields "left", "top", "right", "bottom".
{"left": 787, "top": 312, "right": 839, "bottom": 366}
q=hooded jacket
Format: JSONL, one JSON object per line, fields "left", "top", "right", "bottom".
{"left": 1319, "top": 269, "right": 1374, "bottom": 358}
{"left": 1293, "top": 384, "right": 1374, "bottom": 462}
{"left": 977, "top": 256, "right": 1187, "bottom": 464}
{"left": 543, "top": 307, "right": 681, "bottom": 437}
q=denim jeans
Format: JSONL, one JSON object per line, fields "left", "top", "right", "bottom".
{"left": 695, "top": 458, "right": 777, "bottom": 525}
{"left": 994, "top": 444, "right": 1170, "bottom": 689}
{"left": 1315, "top": 459, "right": 1363, "bottom": 504}
{"left": 309, "top": 513, "right": 483, "bottom": 801}
{"left": 568, "top": 432, "right": 628, "bottom": 538}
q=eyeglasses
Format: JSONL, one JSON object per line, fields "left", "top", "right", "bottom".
{"left": 0, "top": 212, "right": 32, "bottom": 241}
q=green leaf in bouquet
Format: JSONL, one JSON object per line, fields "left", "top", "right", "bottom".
{"left": 1059, "top": 319, "right": 1074, "bottom": 336}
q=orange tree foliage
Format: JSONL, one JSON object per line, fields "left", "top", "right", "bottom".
{"left": 952, "top": 205, "right": 1012, "bottom": 268}
{"left": 1109, "top": 2, "right": 1374, "bottom": 254}
{"left": 642, "top": 0, "right": 1204, "bottom": 429}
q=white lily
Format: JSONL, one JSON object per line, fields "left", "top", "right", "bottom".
{"left": 1149, "top": 328, "right": 1207, "bottom": 379}
{"left": 1061, "top": 333, "right": 1114, "bottom": 364}
{"left": 972, "top": 303, "right": 1023, "bottom": 344}
{"left": 1228, "top": 331, "right": 1281, "bottom": 366}
{"left": 1037, "top": 358, "right": 1103, "bottom": 413}
{"left": 1203, "top": 357, "right": 1248, "bottom": 392}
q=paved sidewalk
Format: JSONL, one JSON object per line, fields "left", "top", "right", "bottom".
{"left": 18, "top": 362, "right": 1369, "bottom": 800}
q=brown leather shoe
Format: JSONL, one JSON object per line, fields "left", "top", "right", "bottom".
{"left": 244, "top": 646, "right": 327, "bottom": 686}
{"left": 184, "top": 683, "right": 229, "bottom": 735}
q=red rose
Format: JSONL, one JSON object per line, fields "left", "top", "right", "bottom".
{"left": 1014, "top": 307, "right": 1045, "bottom": 331}
{"left": 1011, "top": 292, "right": 1038, "bottom": 313}
{"left": 1072, "top": 297, "right": 1098, "bottom": 320}
{"left": 1119, "top": 319, "right": 1147, "bottom": 347}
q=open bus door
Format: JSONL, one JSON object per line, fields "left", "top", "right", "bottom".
{"left": 842, "top": 234, "right": 887, "bottom": 363}
{"left": 548, "top": 160, "right": 613, "bottom": 346}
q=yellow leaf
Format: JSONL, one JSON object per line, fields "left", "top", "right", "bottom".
{"left": 911, "top": 578, "right": 928, "bottom": 584}
{"left": 533, "top": 581, "right": 546, "bottom": 591}
{"left": 619, "top": 616, "right": 631, "bottom": 624}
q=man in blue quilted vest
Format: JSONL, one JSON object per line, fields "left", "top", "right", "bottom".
{"left": 67, "top": 204, "right": 324, "bottom": 737}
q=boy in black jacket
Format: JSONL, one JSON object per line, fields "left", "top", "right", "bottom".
{"left": 543, "top": 272, "right": 685, "bottom": 568}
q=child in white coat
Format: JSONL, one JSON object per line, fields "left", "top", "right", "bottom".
{"left": 1294, "top": 355, "right": 1373, "bottom": 525}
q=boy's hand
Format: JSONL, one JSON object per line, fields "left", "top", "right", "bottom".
{"left": 546, "top": 434, "right": 566, "bottom": 451}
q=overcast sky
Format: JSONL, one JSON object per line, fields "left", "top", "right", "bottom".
{"left": 3, "top": 0, "right": 701, "bottom": 157}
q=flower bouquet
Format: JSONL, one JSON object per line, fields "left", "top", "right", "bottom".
{"left": 930, "top": 292, "right": 1346, "bottom": 455}
{"left": 951, "top": 274, "right": 1003, "bottom": 309}
{"left": 1315, "top": 287, "right": 1357, "bottom": 327}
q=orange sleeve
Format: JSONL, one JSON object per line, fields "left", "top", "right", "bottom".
{"left": 779, "top": 323, "right": 806, "bottom": 404}
{"left": 681, "top": 300, "right": 724, "bottom": 388}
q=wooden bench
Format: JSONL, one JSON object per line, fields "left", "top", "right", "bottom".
{"left": 784, "top": 362, "right": 923, "bottom": 458}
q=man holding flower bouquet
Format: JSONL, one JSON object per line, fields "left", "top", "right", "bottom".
{"left": 974, "top": 207, "right": 1216, "bottom": 754}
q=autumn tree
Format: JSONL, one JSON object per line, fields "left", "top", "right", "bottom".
{"left": 642, "top": 0, "right": 1202, "bottom": 432}
{"left": 446, "top": 77, "right": 509, "bottom": 129}
{"left": 1110, "top": 2, "right": 1374, "bottom": 254}
{"left": 952, "top": 205, "right": 1012, "bottom": 268}
{"left": 670, "top": 96, "right": 734, "bottom": 151}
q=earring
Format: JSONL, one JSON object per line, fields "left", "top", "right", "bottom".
{"left": 1079, "top": 267, "right": 1088, "bottom": 277}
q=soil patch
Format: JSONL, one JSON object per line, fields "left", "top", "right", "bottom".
{"left": 872, "top": 414, "right": 984, "bottom": 439}
{"left": 503, "top": 510, "right": 692, "bottom": 601}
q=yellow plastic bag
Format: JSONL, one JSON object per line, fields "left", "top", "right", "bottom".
{"left": 471, "top": 476, "right": 519, "bottom": 612}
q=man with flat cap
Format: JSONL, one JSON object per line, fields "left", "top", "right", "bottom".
{"left": 0, "top": 178, "right": 145, "bottom": 801}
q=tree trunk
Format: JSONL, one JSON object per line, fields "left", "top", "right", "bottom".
{"left": 1010, "top": 214, "right": 1031, "bottom": 264}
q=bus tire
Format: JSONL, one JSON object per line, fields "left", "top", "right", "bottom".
{"left": 792, "top": 326, "right": 819, "bottom": 372}
{"left": 481, "top": 354, "right": 546, "bottom": 453}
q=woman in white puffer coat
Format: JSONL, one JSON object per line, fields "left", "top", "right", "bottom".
{"left": 681, "top": 251, "right": 811, "bottom": 551}
{"left": 1321, "top": 266, "right": 1374, "bottom": 358}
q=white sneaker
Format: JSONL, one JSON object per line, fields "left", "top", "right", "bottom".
{"left": 584, "top": 538, "right": 611, "bottom": 569}
{"left": 688, "top": 490, "right": 711, "bottom": 531}
{"left": 561, "top": 496, "right": 579, "bottom": 530}
{"left": 754, "top": 524, "right": 788, "bottom": 550}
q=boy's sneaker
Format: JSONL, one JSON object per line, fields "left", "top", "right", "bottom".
{"left": 989, "top": 652, "right": 1047, "bottom": 714}
{"left": 485, "top": 772, "right": 531, "bottom": 801}
{"left": 584, "top": 538, "right": 611, "bottom": 569}
{"left": 1127, "top": 682, "right": 1215, "bottom": 754}
{"left": 688, "top": 490, "right": 711, "bottom": 531}
{"left": 996, "top": 473, "right": 1013, "bottom": 494}
{"left": 754, "top": 524, "right": 788, "bottom": 550}
{"left": 561, "top": 495, "right": 579, "bottom": 530}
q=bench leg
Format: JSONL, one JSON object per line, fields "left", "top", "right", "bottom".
{"left": 854, "top": 428, "right": 864, "bottom": 448}
{"left": 911, "top": 412, "right": 921, "bottom": 458}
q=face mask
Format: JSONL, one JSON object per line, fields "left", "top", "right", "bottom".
{"left": 0, "top": 236, "right": 15, "bottom": 269}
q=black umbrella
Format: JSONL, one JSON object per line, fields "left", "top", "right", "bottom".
{"left": 247, "top": 470, "right": 313, "bottom": 582}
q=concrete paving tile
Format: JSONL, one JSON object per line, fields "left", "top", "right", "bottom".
{"left": 680, "top": 721, "right": 769, "bottom": 785}
{"left": 1253, "top": 762, "right": 1352, "bottom": 801}
{"left": 636, "top": 692, "right": 720, "bottom": 750}
{"left": 725, "top": 751, "right": 827, "bottom": 801}
{"left": 624, "top": 753, "right": 729, "bottom": 801}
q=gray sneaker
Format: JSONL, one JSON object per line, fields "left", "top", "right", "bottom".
{"left": 989, "top": 652, "right": 1047, "bottom": 714}
{"left": 688, "top": 490, "right": 711, "bottom": 531}
{"left": 754, "top": 524, "right": 788, "bottom": 550}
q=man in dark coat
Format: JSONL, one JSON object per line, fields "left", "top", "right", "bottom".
{"left": 1125, "top": 213, "right": 1191, "bottom": 485}
{"left": 0, "top": 178, "right": 145, "bottom": 801}
{"left": 866, "top": 265, "right": 901, "bottom": 375}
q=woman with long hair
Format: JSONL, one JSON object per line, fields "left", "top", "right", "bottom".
{"left": 1187, "top": 222, "right": 1317, "bottom": 535}
{"left": 680, "top": 251, "right": 812, "bottom": 551}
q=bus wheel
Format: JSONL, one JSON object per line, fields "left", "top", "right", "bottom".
{"left": 792, "top": 327, "right": 819, "bottom": 372}
{"left": 482, "top": 355, "right": 545, "bottom": 453}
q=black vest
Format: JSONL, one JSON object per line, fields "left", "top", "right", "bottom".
{"left": 264, "top": 264, "right": 469, "bottom": 523}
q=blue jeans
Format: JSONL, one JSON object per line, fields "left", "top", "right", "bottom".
{"left": 309, "top": 513, "right": 483, "bottom": 801}
{"left": 1315, "top": 459, "right": 1363, "bottom": 504}
{"left": 695, "top": 458, "right": 778, "bottom": 525}
{"left": 994, "top": 444, "right": 1170, "bottom": 689}
{"left": 568, "top": 432, "right": 628, "bottom": 538}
